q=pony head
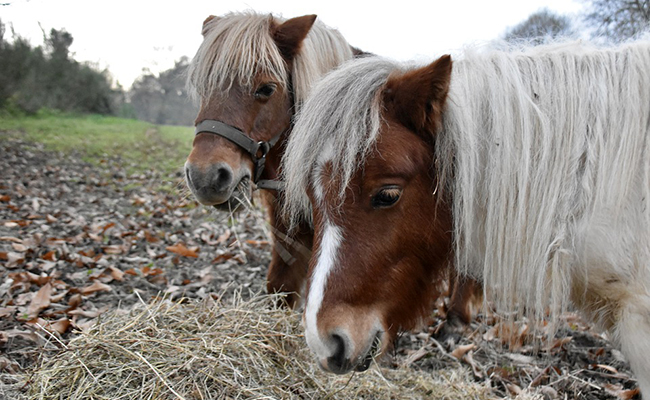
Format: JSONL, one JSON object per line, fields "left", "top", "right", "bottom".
{"left": 282, "top": 55, "right": 454, "bottom": 374}
{"left": 184, "top": 12, "right": 352, "bottom": 210}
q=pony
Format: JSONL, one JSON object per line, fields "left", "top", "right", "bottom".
{"left": 184, "top": 12, "right": 355, "bottom": 306}
{"left": 183, "top": 11, "right": 482, "bottom": 322}
{"left": 281, "top": 40, "right": 650, "bottom": 395}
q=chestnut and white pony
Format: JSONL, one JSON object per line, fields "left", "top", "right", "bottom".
{"left": 282, "top": 40, "right": 650, "bottom": 394}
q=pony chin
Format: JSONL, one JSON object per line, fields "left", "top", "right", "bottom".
{"left": 211, "top": 189, "right": 251, "bottom": 213}
{"left": 211, "top": 176, "right": 253, "bottom": 213}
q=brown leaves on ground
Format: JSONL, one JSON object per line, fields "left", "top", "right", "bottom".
{"left": 166, "top": 242, "right": 199, "bottom": 258}
{"left": 0, "top": 138, "right": 272, "bottom": 378}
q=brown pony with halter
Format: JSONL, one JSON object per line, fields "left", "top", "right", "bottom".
{"left": 184, "top": 12, "right": 353, "bottom": 306}
{"left": 183, "top": 12, "right": 481, "bottom": 320}
{"left": 282, "top": 41, "right": 650, "bottom": 395}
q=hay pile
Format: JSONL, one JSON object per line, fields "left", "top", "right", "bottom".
{"left": 21, "top": 293, "right": 524, "bottom": 399}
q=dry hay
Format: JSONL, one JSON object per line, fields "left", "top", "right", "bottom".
{"left": 15, "top": 291, "right": 531, "bottom": 400}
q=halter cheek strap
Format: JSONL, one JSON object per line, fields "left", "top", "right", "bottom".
{"left": 194, "top": 119, "right": 285, "bottom": 189}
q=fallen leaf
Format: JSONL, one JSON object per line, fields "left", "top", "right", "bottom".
{"left": 548, "top": 336, "right": 572, "bottom": 351}
{"left": 216, "top": 230, "right": 231, "bottom": 244}
{"left": 102, "top": 245, "right": 123, "bottom": 255}
{"left": 464, "top": 350, "right": 483, "bottom": 378}
{"left": 144, "top": 230, "right": 159, "bottom": 243}
{"left": 604, "top": 384, "right": 640, "bottom": 400}
{"left": 505, "top": 383, "right": 522, "bottom": 396}
{"left": 27, "top": 283, "right": 52, "bottom": 319}
{"left": 0, "top": 355, "right": 21, "bottom": 374}
{"left": 451, "top": 343, "right": 476, "bottom": 360}
{"left": 11, "top": 243, "right": 28, "bottom": 252}
{"left": 0, "top": 307, "right": 16, "bottom": 318}
{"left": 79, "top": 281, "right": 112, "bottom": 295}
{"left": 101, "top": 222, "right": 116, "bottom": 233}
{"left": 67, "top": 307, "right": 107, "bottom": 318}
{"left": 245, "top": 240, "right": 270, "bottom": 246}
{"left": 42, "top": 250, "right": 57, "bottom": 261}
{"left": 166, "top": 243, "right": 199, "bottom": 258}
{"left": 105, "top": 266, "right": 125, "bottom": 281}
{"left": 593, "top": 364, "right": 619, "bottom": 374}
{"left": 213, "top": 252, "right": 235, "bottom": 263}
{"left": 0, "top": 236, "right": 22, "bottom": 244}
{"left": 48, "top": 318, "right": 71, "bottom": 335}
{"left": 402, "top": 346, "right": 430, "bottom": 366}
{"left": 141, "top": 266, "right": 164, "bottom": 276}
{"left": 29, "top": 317, "right": 71, "bottom": 335}
{"left": 0, "top": 329, "right": 38, "bottom": 344}
{"left": 530, "top": 365, "right": 552, "bottom": 387}
{"left": 68, "top": 294, "right": 82, "bottom": 308}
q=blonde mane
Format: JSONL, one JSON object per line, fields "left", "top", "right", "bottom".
{"left": 281, "top": 57, "right": 396, "bottom": 229}
{"left": 283, "top": 39, "right": 650, "bottom": 326}
{"left": 186, "top": 11, "right": 353, "bottom": 108}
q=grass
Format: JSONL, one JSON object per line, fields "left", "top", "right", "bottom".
{"left": 0, "top": 109, "right": 194, "bottom": 177}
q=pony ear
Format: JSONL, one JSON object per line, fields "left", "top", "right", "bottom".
{"left": 272, "top": 14, "right": 317, "bottom": 60}
{"left": 383, "top": 55, "right": 453, "bottom": 136}
{"left": 201, "top": 15, "right": 219, "bottom": 36}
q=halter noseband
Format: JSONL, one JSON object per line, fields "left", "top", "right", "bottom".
{"left": 194, "top": 120, "right": 285, "bottom": 190}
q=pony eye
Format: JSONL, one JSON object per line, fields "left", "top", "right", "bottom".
{"left": 254, "top": 83, "right": 277, "bottom": 99}
{"left": 371, "top": 186, "right": 402, "bottom": 209}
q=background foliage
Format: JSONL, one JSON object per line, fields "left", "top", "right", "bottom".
{"left": 0, "top": 0, "right": 648, "bottom": 126}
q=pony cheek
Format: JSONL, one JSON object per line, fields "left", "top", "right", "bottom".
{"left": 384, "top": 257, "right": 436, "bottom": 330}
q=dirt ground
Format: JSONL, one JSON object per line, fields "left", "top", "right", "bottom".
{"left": 0, "top": 136, "right": 641, "bottom": 399}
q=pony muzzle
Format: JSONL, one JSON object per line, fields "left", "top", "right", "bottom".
{"left": 184, "top": 161, "right": 251, "bottom": 206}
{"left": 311, "top": 326, "right": 385, "bottom": 375}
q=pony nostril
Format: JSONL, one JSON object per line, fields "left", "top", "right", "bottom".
{"left": 327, "top": 333, "right": 350, "bottom": 374}
{"left": 184, "top": 165, "right": 194, "bottom": 186}
{"left": 213, "top": 166, "right": 233, "bottom": 189}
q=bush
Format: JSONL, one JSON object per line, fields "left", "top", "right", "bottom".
{"left": 0, "top": 19, "right": 120, "bottom": 115}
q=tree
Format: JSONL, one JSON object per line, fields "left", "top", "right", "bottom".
{"left": 582, "top": 0, "right": 650, "bottom": 41}
{"left": 504, "top": 9, "right": 577, "bottom": 43}
{"left": 128, "top": 58, "right": 196, "bottom": 126}
{"left": 0, "top": 22, "right": 120, "bottom": 115}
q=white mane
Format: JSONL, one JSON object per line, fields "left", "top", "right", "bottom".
{"left": 283, "top": 40, "right": 650, "bottom": 326}
{"left": 281, "top": 56, "right": 395, "bottom": 229}
{"left": 439, "top": 40, "right": 650, "bottom": 325}
{"left": 186, "top": 11, "right": 353, "bottom": 108}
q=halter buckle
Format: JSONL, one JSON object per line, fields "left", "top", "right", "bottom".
{"left": 253, "top": 141, "right": 271, "bottom": 182}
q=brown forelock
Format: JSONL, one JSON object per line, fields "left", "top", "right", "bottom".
{"left": 189, "top": 74, "right": 292, "bottom": 179}
{"left": 314, "top": 117, "right": 453, "bottom": 343}
{"left": 271, "top": 15, "right": 317, "bottom": 60}
{"left": 382, "top": 55, "right": 452, "bottom": 139}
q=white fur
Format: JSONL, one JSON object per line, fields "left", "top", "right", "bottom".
{"left": 304, "top": 221, "right": 343, "bottom": 359}
{"left": 283, "top": 39, "right": 650, "bottom": 392}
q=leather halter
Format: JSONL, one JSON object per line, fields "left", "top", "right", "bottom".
{"left": 194, "top": 120, "right": 285, "bottom": 191}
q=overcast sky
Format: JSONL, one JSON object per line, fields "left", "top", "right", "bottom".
{"left": 3, "top": 0, "right": 584, "bottom": 88}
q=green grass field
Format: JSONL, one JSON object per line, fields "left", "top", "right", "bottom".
{"left": 0, "top": 110, "right": 194, "bottom": 177}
